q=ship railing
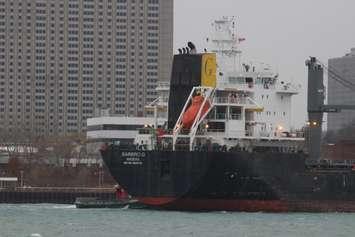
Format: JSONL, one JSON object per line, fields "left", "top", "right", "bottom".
{"left": 207, "top": 113, "right": 241, "bottom": 120}
{"left": 161, "top": 128, "right": 226, "bottom": 137}
{"left": 214, "top": 97, "right": 248, "bottom": 105}
{"left": 218, "top": 82, "right": 256, "bottom": 91}
{"left": 219, "top": 81, "right": 282, "bottom": 91}
{"left": 194, "top": 128, "right": 226, "bottom": 134}
{"left": 139, "top": 128, "right": 195, "bottom": 136}
{"left": 204, "top": 129, "right": 225, "bottom": 133}
{"left": 213, "top": 96, "right": 261, "bottom": 108}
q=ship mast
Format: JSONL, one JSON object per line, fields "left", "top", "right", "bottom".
{"left": 209, "top": 16, "right": 243, "bottom": 72}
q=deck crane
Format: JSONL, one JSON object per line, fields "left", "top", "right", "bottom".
{"left": 306, "top": 57, "right": 355, "bottom": 160}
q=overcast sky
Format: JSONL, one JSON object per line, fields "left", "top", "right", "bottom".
{"left": 174, "top": 0, "right": 355, "bottom": 128}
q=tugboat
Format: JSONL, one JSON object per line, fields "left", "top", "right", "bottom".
{"left": 101, "top": 17, "right": 355, "bottom": 212}
{"left": 74, "top": 185, "right": 144, "bottom": 209}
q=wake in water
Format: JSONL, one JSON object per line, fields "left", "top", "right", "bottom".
{"left": 29, "top": 234, "right": 42, "bottom": 237}
{"left": 51, "top": 205, "right": 76, "bottom": 209}
{"left": 121, "top": 204, "right": 130, "bottom": 210}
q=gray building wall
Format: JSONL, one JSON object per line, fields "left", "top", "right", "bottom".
{"left": 328, "top": 48, "right": 355, "bottom": 131}
{"left": 0, "top": 0, "right": 173, "bottom": 136}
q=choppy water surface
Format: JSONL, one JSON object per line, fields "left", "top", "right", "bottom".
{"left": 1, "top": 204, "right": 355, "bottom": 237}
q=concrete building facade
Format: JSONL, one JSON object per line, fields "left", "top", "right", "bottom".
{"left": 0, "top": 0, "right": 173, "bottom": 136}
{"left": 328, "top": 48, "right": 355, "bottom": 131}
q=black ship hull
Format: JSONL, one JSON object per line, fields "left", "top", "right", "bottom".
{"left": 101, "top": 146, "right": 355, "bottom": 212}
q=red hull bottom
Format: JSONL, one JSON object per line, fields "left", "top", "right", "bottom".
{"left": 138, "top": 197, "right": 355, "bottom": 212}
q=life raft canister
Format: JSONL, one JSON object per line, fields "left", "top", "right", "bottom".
{"left": 181, "top": 95, "right": 210, "bottom": 129}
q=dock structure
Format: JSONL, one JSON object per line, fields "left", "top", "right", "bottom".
{"left": 0, "top": 187, "right": 116, "bottom": 204}
{"left": 0, "top": 177, "right": 18, "bottom": 189}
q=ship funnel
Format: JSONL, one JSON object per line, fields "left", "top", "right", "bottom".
{"left": 168, "top": 53, "right": 217, "bottom": 128}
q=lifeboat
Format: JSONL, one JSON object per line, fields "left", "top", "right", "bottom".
{"left": 182, "top": 95, "right": 210, "bottom": 129}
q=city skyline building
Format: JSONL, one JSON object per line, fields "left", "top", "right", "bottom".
{"left": 0, "top": 0, "right": 173, "bottom": 136}
{"left": 328, "top": 48, "right": 355, "bottom": 132}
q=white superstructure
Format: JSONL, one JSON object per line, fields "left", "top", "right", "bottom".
{"left": 136, "top": 17, "right": 304, "bottom": 152}
{"left": 209, "top": 16, "right": 300, "bottom": 140}
{"left": 91, "top": 17, "right": 304, "bottom": 152}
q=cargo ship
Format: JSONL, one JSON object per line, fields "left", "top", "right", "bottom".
{"left": 101, "top": 17, "right": 355, "bottom": 212}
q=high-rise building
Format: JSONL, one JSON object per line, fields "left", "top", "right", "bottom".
{"left": 328, "top": 48, "right": 355, "bottom": 131}
{"left": 0, "top": 0, "right": 173, "bottom": 136}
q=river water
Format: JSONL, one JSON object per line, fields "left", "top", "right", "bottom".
{"left": 1, "top": 204, "right": 354, "bottom": 237}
